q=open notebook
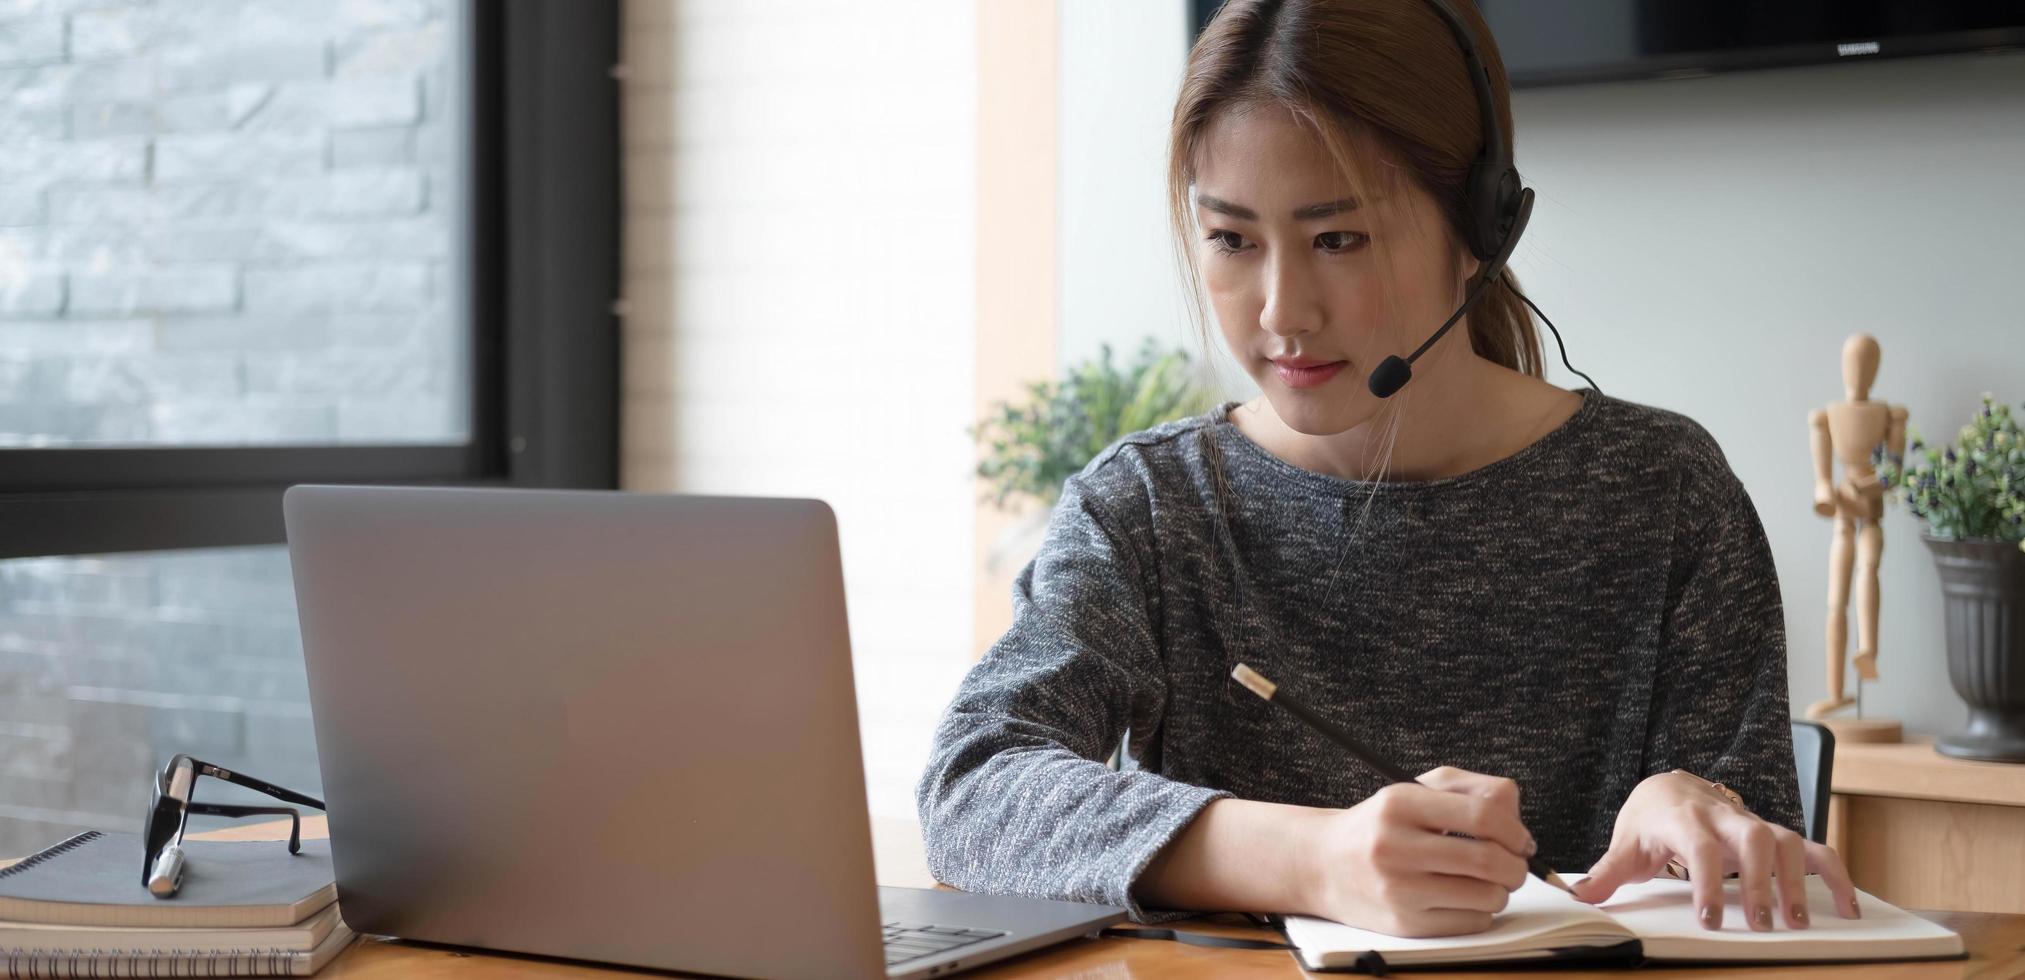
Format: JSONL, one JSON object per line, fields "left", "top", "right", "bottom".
{"left": 1283, "top": 873, "right": 1964, "bottom": 972}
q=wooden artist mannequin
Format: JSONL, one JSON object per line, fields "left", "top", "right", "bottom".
{"left": 1804, "top": 334, "right": 1906, "bottom": 742}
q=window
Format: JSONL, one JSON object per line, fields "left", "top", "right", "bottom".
{"left": 0, "top": 2, "right": 468, "bottom": 449}
{"left": 0, "top": 546, "right": 312, "bottom": 858}
{"left": 0, "top": 0, "right": 617, "bottom": 857}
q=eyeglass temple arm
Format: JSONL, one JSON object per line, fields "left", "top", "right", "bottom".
{"left": 184, "top": 803, "right": 305, "bottom": 854}
{"left": 182, "top": 758, "right": 325, "bottom": 811}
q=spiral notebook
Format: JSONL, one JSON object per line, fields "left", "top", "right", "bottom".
{"left": 1282, "top": 873, "right": 1965, "bottom": 972}
{"left": 1, "top": 918, "right": 354, "bottom": 978}
{"left": 0, "top": 831, "right": 336, "bottom": 928}
{"left": 0, "top": 830, "right": 352, "bottom": 977}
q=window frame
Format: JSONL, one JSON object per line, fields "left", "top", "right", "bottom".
{"left": 0, "top": 1, "right": 620, "bottom": 561}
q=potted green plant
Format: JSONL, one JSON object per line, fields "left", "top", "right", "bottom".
{"left": 970, "top": 338, "right": 1219, "bottom": 573}
{"left": 1874, "top": 394, "right": 2025, "bottom": 762}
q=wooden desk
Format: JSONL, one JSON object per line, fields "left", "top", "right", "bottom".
{"left": 1826, "top": 737, "right": 2025, "bottom": 914}
{"left": 13, "top": 818, "right": 2022, "bottom": 978}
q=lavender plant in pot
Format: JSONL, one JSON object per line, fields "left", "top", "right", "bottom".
{"left": 1873, "top": 394, "right": 2025, "bottom": 762}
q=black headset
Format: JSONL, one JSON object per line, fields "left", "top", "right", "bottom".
{"left": 1365, "top": 0, "right": 1596, "bottom": 399}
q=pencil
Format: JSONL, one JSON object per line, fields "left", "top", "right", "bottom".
{"left": 1231, "top": 662, "right": 1571, "bottom": 894}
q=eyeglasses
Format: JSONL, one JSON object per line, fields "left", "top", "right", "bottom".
{"left": 142, "top": 753, "right": 326, "bottom": 899}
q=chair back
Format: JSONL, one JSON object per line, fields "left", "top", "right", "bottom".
{"left": 1791, "top": 719, "right": 1835, "bottom": 844}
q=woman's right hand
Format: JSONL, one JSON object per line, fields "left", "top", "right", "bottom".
{"left": 1302, "top": 767, "right": 1537, "bottom": 938}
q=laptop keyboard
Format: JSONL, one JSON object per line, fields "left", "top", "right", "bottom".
{"left": 882, "top": 921, "right": 1006, "bottom": 966}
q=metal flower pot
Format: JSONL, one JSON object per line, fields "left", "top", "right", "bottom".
{"left": 1923, "top": 534, "right": 2025, "bottom": 762}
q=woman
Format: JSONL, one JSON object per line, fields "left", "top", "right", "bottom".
{"left": 917, "top": 0, "right": 1858, "bottom": 938}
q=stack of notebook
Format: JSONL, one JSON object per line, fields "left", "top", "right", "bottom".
{"left": 0, "top": 830, "right": 353, "bottom": 978}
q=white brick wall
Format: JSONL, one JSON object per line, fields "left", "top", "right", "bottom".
{"left": 0, "top": 0, "right": 460, "bottom": 447}
{"left": 620, "top": 0, "right": 978, "bottom": 820}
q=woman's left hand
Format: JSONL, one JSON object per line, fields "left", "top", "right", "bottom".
{"left": 1566, "top": 771, "right": 1860, "bottom": 931}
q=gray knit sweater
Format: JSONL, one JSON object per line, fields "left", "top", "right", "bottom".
{"left": 915, "top": 387, "right": 1804, "bottom": 923}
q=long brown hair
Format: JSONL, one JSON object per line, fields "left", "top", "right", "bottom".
{"left": 1167, "top": 0, "right": 1544, "bottom": 385}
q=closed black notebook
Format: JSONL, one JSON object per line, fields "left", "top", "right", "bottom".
{"left": 0, "top": 831, "right": 336, "bottom": 929}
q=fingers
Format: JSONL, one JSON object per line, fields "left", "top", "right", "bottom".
{"left": 1723, "top": 812, "right": 1777, "bottom": 932}
{"left": 1380, "top": 872, "right": 1513, "bottom": 916}
{"left": 1772, "top": 827, "right": 1810, "bottom": 929}
{"left": 1381, "top": 908, "right": 1495, "bottom": 939}
{"left": 1387, "top": 778, "right": 1533, "bottom": 861}
{"left": 1404, "top": 833, "right": 1530, "bottom": 892}
{"left": 1686, "top": 827, "right": 1728, "bottom": 930}
{"left": 1693, "top": 813, "right": 1822, "bottom": 931}
{"left": 1569, "top": 841, "right": 1665, "bottom": 906}
{"left": 1417, "top": 766, "right": 1523, "bottom": 816}
{"left": 1415, "top": 768, "right": 1533, "bottom": 856}
{"left": 1805, "top": 841, "right": 1862, "bottom": 920}
{"left": 1333, "top": 783, "right": 1536, "bottom": 941}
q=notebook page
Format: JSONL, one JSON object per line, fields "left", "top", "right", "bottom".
{"left": 1283, "top": 874, "right": 1633, "bottom": 968}
{"left": 1598, "top": 875, "right": 1963, "bottom": 961}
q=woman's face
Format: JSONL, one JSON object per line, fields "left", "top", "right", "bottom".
{"left": 1192, "top": 106, "right": 1474, "bottom": 435}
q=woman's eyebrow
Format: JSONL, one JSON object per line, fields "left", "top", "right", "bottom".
{"left": 1195, "top": 193, "right": 1363, "bottom": 220}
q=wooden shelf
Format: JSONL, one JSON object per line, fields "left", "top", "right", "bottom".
{"left": 1831, "top": 738, "right": 2025, "bottom": 808}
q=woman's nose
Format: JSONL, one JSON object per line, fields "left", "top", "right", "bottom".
{"left": 1257, "top": 256, "right": 1322, "bottom": 337}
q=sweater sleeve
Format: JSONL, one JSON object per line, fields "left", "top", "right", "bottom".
{"left": 1642, "top": 464, "right": 1806, "bottom": 834}
{"left": 915, "top": 471, "right": 1231, "bottom": 923}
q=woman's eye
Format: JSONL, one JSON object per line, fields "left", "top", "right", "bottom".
{"left": 1316, "top": 231, "right": 1368, "bottom": 252}
{"left": 1204, "top": 230, "right": 1364, "bottom": 254}
{"left": 1204, "top": 230, "right": 1248, "bottom": 254}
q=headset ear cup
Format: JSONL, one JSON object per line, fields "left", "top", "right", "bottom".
{"left": 1463, "top": 161, "right": 1495, "bottom": 260}
{"left": 1464, "top": 162, "right": 1520, "bottom": 261}
{"left": 1493, "top": 168, "right": 1522, "bottom": 239}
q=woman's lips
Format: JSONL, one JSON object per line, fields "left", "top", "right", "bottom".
{"left": 1273, "top": 360, "right": 1347, "bottom": 389}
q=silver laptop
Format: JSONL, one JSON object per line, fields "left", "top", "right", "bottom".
{"left": 282, "top": 484, "right": 1124, "bottom": 980}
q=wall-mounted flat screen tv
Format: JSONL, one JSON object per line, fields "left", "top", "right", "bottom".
{"left": 1187, "top": 2, "right": 2025, "bottom": 89}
